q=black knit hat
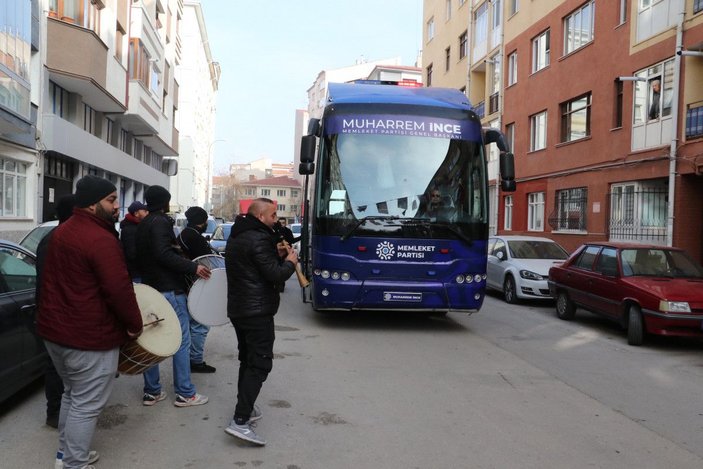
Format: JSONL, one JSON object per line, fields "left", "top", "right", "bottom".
{"left": 74, "top": 176, "right": 116, "bottom": 208}
{"left": 185, "top": 206, "right": 208, "bottom": 225}
{"left": 145, "top": 185, "right": 171, "bottom": 211}
{"left": 55, "top": 194, "right": 76, "bottom": 223}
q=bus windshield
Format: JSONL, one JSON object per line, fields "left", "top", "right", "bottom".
{"left": 315, "top": 132, "right": 487, "bottom": 239}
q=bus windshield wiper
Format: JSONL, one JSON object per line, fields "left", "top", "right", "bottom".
{"left": 340, "top": 215, "right": 399, "bottom": 241}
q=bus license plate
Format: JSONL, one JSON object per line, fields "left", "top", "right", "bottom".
{"left": 383, "top": 292, "right": 423, "bottom": 302}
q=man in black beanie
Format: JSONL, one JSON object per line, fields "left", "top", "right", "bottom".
{"left": 37, "top": 176, "right": 143, "bottom": 468}
{"left": 178, "top": 206, "right": 217, "bottom": 373}
{"left": 136, "top": 186, "right": 211, "bottom": 407}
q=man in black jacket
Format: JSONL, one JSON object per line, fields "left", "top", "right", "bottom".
{"left": 224, "top": 198, "right": 297, "bottom": 446}
{"left": 136, "top": 186, "right": 211, "bottom": 408}
{"left": 120, "top": 200, "right": 148, "bottom": 282}
{"left": 177, "top": 205, "right": 217, "bottom": 373}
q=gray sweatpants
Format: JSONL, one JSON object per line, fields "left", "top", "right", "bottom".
{"left": 45, "top": 341, "right": 119, "bottom": 469}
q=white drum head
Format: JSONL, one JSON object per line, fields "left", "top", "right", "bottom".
{"left": 188, "top": 268, "right": 229, "bottom": 326}
{"left": 133, "top": 283, "right": 182, "bottom": 356}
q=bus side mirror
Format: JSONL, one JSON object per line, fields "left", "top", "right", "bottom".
{"left": 500, "top": 152, "right": 516, "bottom": 192}
{"left": 483, "top": 128, "right": 510, "bottom": 152}
{"left": 299, "top": 162, "right": 315, "bottom": 175}
{"left": 300, "top": 135, "right": 316, "bottom": 163}
{"left": 307, "top": 118, "right": 321, "bottom": 137}
{"left": 162, "top": 157, "right": 178, "bottom": 176}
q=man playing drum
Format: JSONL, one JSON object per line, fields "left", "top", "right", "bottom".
{"left": 37, "top": 176, "right": 143, "bottom": 469}
{"left": 177, "top": 205, "right": 217, "bottom": 373}
{"left": 136, "top": 185, "right": 210, "bottom": 407}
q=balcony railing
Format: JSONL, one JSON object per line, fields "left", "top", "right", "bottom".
{"left": 685, "top": 104, "right": 703, "bottom": 139}
{"left": 474, "top": 101, "right": 485, "bottom": 119}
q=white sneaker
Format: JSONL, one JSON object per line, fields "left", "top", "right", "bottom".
{"left": 54, "top": 450, "right": 99, "bottom": 469}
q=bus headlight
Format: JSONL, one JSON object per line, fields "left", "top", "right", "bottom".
{"left": 313, "top": 269, "right": 322, "bottom": 276}
{"left": 321, "top": 270, "right": 330, "bottom": 279}
{"left": 474, "top": 274, "right": 482, "bottom": 283}
{"left": 465, "top": 274, "right": 473, "bottom": 283}
{"left": 341, "top": 272, "right": 351, "bottom": 281}
{"left": 455, "top": 275, "right": 465, "bottom": 284}
{"left": 331, "top": 272, "right": 340, "bottom": 280}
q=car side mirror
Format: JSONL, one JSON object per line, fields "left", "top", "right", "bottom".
{"left": 496, "top": 251, "right": 504, "bottom": 261}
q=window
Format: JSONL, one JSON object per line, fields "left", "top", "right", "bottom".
{"left": 504, "top": 195, "right": 513, "bottom": 230}
{"left": 49, "top": 81, "right": 69, "bottom": 118}
{"left": 505, "top": 123, "right": 515, "bottom": 151}
{"left": 686, "top": 105, "right": 703, "bottom": 139}
{"left": 459, "top": 31, "right": 468, "bottom": 60}
{"left": 261, "top": 189, "right": 271, "bottom": 196}
{"left": 492, "top": 0, "right": 502, "bottom": 30}
{"left": 290, "top": 205, "right": 298, "bottom": 213}
{"left": 426, "top": 63, "right": 433, "bottom": 87}
{"left": 426, "top": 17, "right": 435, "bottom": 41}
{"left": 595, "top": 248, "right": 618, "bottom": 275}
{"left": 0, "top": 0, "right": 31, "bottom": 120}
{"left": 49, "top": 0, "right": 101, "bottom": 34}
{"left": 695, "top": 0, "right": 703, "bottom": 14}
{"left": 446, "top": 0, "right": 452, "bottom": 20}
{"left": 291, "top": 189, "right": 300, "bottom": 198}
{"left": 528, "top": 192, "right": 544, "bottom": 231}
{"left": 507, "top": 52, "right": 518, "bottom": 86}
{"left": 509, "top": 0, "right": 519, "bottom": 16}
{"left": 564, "top": 2, "right": 594, "bottom": 55}
{"left": 560, "top": 93, "right": 591, "bottom": 142}
{"left": 129, "top": 39, "right": 150, "bottom": 85}
{"left": 609, "top": 182, "right": 667, "bottom": 243}
{"left": 119, "top": 129, "right": 129, "bottom": 152}
{"left": 619, "top": 0, "right": 628, "bottom": 23}
{"left": 277, "top": 204, "right": 286, "bottom": 212}
{"left": 150, "top": 64, "right": 160, "bottom": 95}
{"left": 551, "top": 187, "right": 587, "bottom": 231}
{"left": 445, "top": 47, "right": 451, "bottom": 72}
{"left": 277, "top": 189, "right": 286, "bottom": 197}
{"left": 489, "top": 55, "right": 501, "bottom": 114}
{"left": 83, "top": 103, "right": 97, "bottom": 134}
{"left": 474, "top": 3, "right": 488, "bottom": 46}
{"left": 245, "top": 188, "right": 256, "bottom": 196}
{"left": 614, "top": 80, "right": 623, "bottom": 128}
{"left": 532, "top": 30, "right": 550, "bottom": 72}
{"left": 0, "top": 158, "right": 28, "bottom": 217}
{"left": 633, "top": 59, "right": 674, "bottom": 125}
{"left": 530, "top": 111, "right": 547, "bottom": 151}
{"left": 575, "top": 245, "right": 600, "bottom": 270}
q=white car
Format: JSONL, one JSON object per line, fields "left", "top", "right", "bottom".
{"left": 486, "top": 235, "right": 569, "bottom": 304}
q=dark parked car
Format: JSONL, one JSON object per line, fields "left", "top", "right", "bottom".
{"left": 0, "top": 240, "right": 46, "bottom": 403}
{"left": 548, "top": 242, "right": 703, "bottom": 345}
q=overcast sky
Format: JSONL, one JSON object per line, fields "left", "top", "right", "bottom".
{"left": 202, "top": 0, "right": 423, "bottom": 173}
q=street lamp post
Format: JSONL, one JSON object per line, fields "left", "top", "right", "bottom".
{"left": 206, "top": 139, "right": 226, "bottom": 213}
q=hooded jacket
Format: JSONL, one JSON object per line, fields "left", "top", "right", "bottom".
{"left": 120, "top": 212, "right": 141, "bottom": 278}
{"left": 37, "top": 209, "right": 143, "bottom": 349}
{"left": 225, "top": 214, "right": 295, "bottom": 319}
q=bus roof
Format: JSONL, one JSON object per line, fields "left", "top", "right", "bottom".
{"left": 326, "top": 83, "right": 472, "bottom": 111}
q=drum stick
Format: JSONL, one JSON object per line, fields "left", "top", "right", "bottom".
{"left": 143, "top": 317, "right": 165, "bottom": 327}
{"left": 295, "top": 263, "right": 310, "bottom": 288}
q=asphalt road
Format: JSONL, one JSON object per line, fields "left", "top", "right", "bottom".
{"left": 1, "top": 280, "right": 703, "bottom": 468}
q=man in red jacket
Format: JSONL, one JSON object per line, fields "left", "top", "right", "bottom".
{"left": 37, "top": 175, "right": 143, "bottom": 469}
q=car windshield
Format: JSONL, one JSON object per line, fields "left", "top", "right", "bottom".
{"left": 620, "top": 248, "right": 703, "bottom": 278}
{"left": 19, "top": 225, "right": 56, "bottom": 254}
{"left": 507, "top": 240, "right": 568, "bottom": 260}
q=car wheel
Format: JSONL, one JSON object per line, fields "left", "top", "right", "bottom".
{"left": 503, "top": 275, "right": 517, "bottom": 304}
{"left": 556, "top": 291, "right": 576, "bottom": 320}
{"left": 627, "top": 304, "right": 645, "bottom": 346}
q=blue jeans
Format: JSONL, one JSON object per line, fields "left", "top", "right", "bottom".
{"left": 189, "top": 319, "right": 210, "bottom": 364}
{"left": 143, "top": 291, "right": 196, "bottom": 398}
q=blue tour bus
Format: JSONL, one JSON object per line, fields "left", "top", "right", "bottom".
{"left": 298, "top": 82, "right": 515, "bottom": 314}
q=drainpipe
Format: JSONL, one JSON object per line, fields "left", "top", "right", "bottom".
{"left": 666, "top": 1, "right": 685, "bottom": 247}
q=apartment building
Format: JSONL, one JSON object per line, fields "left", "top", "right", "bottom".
{"left": 170, "top": 0, "right": 219, "bottom": 213}
{"left": 500, "top": 0, "right": 703, "bottom": 262}
{"left": 239, "top": 175, "right": 302, "bottom": 223}
{"left": 0, "top": 1, "right": 37, "bottom": 240}
{"left": 422, "top": 0, "right": 505, "bottom": 234}
{"left": 0, "top": 0, "right": 183, "bottom": 241}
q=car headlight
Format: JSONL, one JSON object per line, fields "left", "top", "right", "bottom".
{"left": 519, "top": 270, "right": 544, "bottom": 281}
{"left": 659, "top": 300, "right": 691, "bottom": 313}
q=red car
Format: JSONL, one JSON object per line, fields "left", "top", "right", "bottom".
{"left": 548, "top": 242, "right": 703, "bottom": 345}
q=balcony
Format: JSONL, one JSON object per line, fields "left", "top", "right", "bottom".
{"left": 45, "top": 18, "right": 126, "bottom": 113}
